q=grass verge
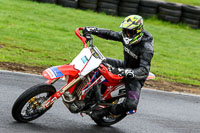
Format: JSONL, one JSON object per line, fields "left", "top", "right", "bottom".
{"left": 0, "top": 0, "right": 200, "bottom": 87}
{"left": 165, "top": 0, "right": 200, "bottom": 6}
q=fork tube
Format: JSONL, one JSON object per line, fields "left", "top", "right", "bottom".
{"left": 61, "top": 76, "right": 82, "bottom": 93}
{"left": 41, "top": 76, "right": 82, "bottom": 109}
{"left": 50, "top": 79, "right": 59, "bottom": 84}
{"left": 93, "top": 46, "right": 106, "bottom": 61}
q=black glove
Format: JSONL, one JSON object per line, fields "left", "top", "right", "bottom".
{"left": 124, "top": 68, "right": 135, "bottom": 78}
{"left": 83, "top": 26, "right": 98, "bottom": 36}
{"left": 111, "top": 68, "right": 125, "bottom": 77}
{"left": 111, "top": 68, "right": 135, "bottom": 78}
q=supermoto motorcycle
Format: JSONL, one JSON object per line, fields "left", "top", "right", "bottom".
{"left": 12, "top": 28, "right": 155, "bottom": 126}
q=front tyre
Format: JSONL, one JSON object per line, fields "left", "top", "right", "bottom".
{"left": 12, "top": 83, "right": 56, "bottom": 123}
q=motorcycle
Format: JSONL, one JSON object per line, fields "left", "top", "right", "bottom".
{"left": 12, "top": 28, "right": 155, "bottom": 126}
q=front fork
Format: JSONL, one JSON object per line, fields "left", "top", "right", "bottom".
{"left": 40, "top": 76, "right": 82, "bottom": 110}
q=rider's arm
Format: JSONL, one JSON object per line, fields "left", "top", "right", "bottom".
{"left": 93, "top": 28, "right": 123, "bottom": 42}
{"left": 124, "top": 42, "right": 154, "bottom": 80}
{"left": 83, "top": 27, "right": 123, "bottom": 42}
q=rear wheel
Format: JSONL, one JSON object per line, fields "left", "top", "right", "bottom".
{"left": 91, "top": 97, "right": 127, "bottom": 126}
{"left": 12, "top": 83, "right": 56, "bottom": 123}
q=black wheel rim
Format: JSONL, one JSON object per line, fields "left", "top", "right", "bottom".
{"left": 20, "top": 92, "right": 51, "bottom": 120}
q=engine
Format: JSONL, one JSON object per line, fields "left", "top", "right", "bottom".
{"left": 62, "top": 76, "right": 90, "bottom": 113}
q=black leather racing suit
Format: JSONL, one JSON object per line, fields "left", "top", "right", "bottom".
{"left": 92, "top": 28, "right": 154, "bottom": 114}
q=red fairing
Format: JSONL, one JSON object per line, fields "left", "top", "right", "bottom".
{"left": 101, "top": 83, "right": 126, "bottom": 100}
{"left": 57, "top": 65, "right": 79, "bottom": 76}
{"left": 42, "top": 65, "right": 79, "bottom": 80}
{"left": 98, "top": 64, "right": 124, "bottom": 84}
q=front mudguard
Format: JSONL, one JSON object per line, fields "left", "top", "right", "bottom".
{"left": 42, "top": 64, "right": 79, "bottom": 82}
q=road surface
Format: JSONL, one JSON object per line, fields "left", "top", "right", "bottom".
{"left": 0, "top": 70, "right": 200, "bottom": 133}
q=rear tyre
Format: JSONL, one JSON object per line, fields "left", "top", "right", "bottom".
{"left": 12, "top": 83, "right": 56, "bottom": 123}
{"left": 92, "top": 112, "right": 127, "bottom": 127}
{"left": 91, "top": 97, "right": 127, "bottom": 126}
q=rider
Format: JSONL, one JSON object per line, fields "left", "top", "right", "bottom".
{"left": 83, "top": 15, "right": 154, "bottom": 120}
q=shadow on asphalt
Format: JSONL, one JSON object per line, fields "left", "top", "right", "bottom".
{"left": 10, "top": 121, "right": 126, "bottom": 133}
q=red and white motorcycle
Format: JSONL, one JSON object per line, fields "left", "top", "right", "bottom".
{"left": 12, "top": 28, "right": 155, "bottom": 126}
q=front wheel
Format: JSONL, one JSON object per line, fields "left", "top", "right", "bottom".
{"left": 91, "top": 97, "right": 127, "bottom": 127}
{"left": 12, "top": 83, "right": 56, "bottom": 123}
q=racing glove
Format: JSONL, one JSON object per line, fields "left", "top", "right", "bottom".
{"left": 83, "top": 26, "right": 98, "bottom": 36}
{"left": 111, "top": 68, "right": 135, "bottom": 78}
{"left": 111, "top": 68, "right": 125, "bottom": 77}
{"left": 124, "top": 69, "right": 135, "bottom": 78}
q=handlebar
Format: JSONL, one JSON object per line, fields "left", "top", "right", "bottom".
{"left": 75, "top": 27, "right": 87, "bottom": 48}
{"left": 75, "top": 27, "right": 106, "bottom": 61}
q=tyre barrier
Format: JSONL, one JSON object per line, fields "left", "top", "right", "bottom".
{"left": 79, "top": 0, "right": 98, "bottom": 11}
{"left": 158, "top": 2, "right": 182, "bottom": 23}
{"left": 57, "top": 0, "right": 78, "bottom": 8}
{"left": 97, "top": 0, "right": 120, "bottom": 16}
{"left": 118, "top": 0, "right": 139, "bottom": 17}
{"left": 181, "top": 5, "right": 200, "bottom": 29}
{"left": 33, "top": 0, "right": 200, "bottom": 29}
{"left": 37, "top": 0, "right": 56, "bottom": 3}
{"left": 139, "top": 0, "right": 160, "bottom": 18}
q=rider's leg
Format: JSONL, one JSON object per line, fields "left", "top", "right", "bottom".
{"left": 91, "top": 79, "right": 144, "bottom": 119}
{"left": 110, "top": 78, "right": 144, "bottom": 115}
{"left": 91, "top": 58, "right": 144, "bottom": 118}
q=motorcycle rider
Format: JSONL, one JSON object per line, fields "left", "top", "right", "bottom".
{"left": 83, "top": 15, "right": 154, "bottom": 120}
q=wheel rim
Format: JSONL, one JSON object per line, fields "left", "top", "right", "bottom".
{"left": 20, "top": 92, "right": 50, "bottom": 120}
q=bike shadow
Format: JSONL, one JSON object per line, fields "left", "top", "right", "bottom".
{"left": 10, "top": 120, "right": 126, "bottom": 133}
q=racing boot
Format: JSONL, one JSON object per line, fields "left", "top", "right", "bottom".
{"left": 91, "top": 107, "right": 111, "bottom": 120}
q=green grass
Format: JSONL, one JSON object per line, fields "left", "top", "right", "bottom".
{"left": 165, "top": 0, "right": 200, "bottom": 6}
{"left": 0, "top": 0, "right": 200, "bottom": 87}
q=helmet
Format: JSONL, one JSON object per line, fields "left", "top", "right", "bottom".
{"left": 120, "top": 15, "right": 144, "bottom": 45}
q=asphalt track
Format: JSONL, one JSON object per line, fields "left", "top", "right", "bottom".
{"left": 0, "top": 70, "right": 200, "bottom": 133}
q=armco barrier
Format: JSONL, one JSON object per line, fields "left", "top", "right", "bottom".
{"left": 35, "top": 0, "right": 200, "bottom": 29}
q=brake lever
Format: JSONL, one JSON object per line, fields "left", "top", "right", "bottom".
{"left": 102, "top": 62, "right": 115, "bottom": 72}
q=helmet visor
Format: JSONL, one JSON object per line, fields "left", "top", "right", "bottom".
{"left": 122, "top": 28, "right": 137, "bottom": 38}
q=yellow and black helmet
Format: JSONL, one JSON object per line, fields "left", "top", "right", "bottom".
{"left": 120, "top": 15, "right": 144, "bottom": 45}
